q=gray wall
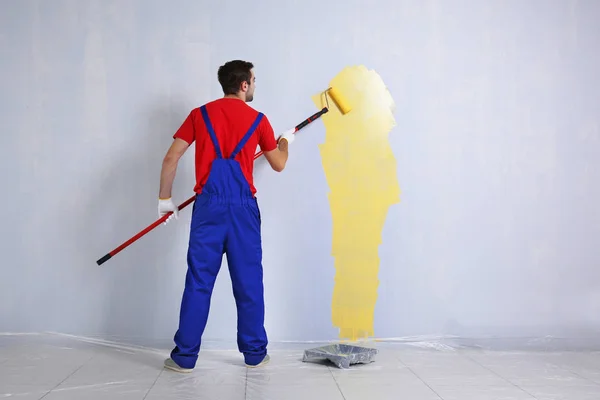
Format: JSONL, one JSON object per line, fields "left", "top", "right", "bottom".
{"left": 2, "top": 0, "right": 600, "bottom": 345}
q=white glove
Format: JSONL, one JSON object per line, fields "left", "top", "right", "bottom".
{"left": 279, "top": 128, "right": 295, "bottom": 145}
{"left": 158, "top": 197, "right": 179, "bottom": 224}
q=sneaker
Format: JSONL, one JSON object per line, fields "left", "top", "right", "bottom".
{"left": 163, "top": 357, "right": 193, "bottom": 373}
{"left": 245, "top": 354, "right": 270, "bottom": 368}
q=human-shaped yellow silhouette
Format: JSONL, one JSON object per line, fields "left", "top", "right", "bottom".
{"left": 312, "top": 65, "right": 400, "bottom": 341}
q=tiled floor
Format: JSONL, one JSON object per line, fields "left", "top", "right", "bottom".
{"left": 1, "top": 333, "right": 599, "bottom": 399}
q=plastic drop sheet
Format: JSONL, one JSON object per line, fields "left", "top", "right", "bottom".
{"left": 3, "top": 332, "right": 600, "bottom": 399}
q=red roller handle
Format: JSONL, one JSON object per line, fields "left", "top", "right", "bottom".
{"left": 96, "top": 196, "right": 196, "bottom": 265}
{"left": 96, "top": 107, "right": 328, "bottom": 266}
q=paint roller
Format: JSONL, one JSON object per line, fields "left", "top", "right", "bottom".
{"left": 325, "top": 86, "right": 352, "bottom": 115}
{"left": 256, "top": 87, "right": 351, "bottom": 156}
{"left": 96, "top": 85, "right": 352, "bottom": 266}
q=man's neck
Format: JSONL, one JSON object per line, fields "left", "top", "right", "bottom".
{"left": 224, "top": 94, "right": 245, "bottom": 102}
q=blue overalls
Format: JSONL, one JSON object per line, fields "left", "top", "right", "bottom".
{"left": 170, "top": 105, "right": 268, "bottom": 368}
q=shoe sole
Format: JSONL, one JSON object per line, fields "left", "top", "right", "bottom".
{"left": 245, "top": 356, "right": 270, "bottom": 368}
{"left": 164, "top": 364, "right": 193, "bottom": 373}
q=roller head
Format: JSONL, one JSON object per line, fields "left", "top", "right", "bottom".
{"left": 328, "top": 86, "right": 352, "bottom": 115}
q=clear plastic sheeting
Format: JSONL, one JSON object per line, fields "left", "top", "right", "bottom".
{"left": 374, "top": 333, "right": 600, "bottom": 352}
{"left": 3, "top": 333, "right": 600, "bottom": 399}
{"left": 302, "top": 344, "right": 378, "bottom": 369}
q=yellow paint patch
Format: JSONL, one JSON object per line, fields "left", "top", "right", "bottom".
{"left": 312, "top": 65, "right": 400, "bottom": 341}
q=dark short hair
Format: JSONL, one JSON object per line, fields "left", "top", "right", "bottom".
{"left": 217, "top": 60, "right": 254, "bottom": 95}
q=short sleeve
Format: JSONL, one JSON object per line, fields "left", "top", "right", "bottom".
{"left": 257, "top": 115, "right": 277, "bottom": 152}
{"left": 173, "top": 110, "right": 196, "bottom": 144}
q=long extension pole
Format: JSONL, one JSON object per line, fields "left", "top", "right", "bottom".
{"left": 96, "top": 107, "right": 328, "bottom": 266}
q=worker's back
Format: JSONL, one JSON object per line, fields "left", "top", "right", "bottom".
{"left": 173, "top": 98, "right": 277, "bottom": 196}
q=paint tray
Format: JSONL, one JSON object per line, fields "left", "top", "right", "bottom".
{"left": 302, "top": 344, "right": 378, "bottom": 369}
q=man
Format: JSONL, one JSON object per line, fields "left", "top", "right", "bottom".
{"left": 157, "top": 60, "right": 294, "bottom": 372}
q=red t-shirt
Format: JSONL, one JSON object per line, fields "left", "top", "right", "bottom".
{"left": 173, "top": 98, "right": 277, "bottom": 196}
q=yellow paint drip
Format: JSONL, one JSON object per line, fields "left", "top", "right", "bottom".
{"left": 312, "top": 65, "right": 400, "bottom": 341}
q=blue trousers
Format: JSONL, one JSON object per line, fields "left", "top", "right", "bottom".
{"left": 170, "top": 193, "right": 267, "bottom": 368}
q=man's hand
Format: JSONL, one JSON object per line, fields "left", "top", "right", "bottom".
{"left": 277, "top": 135, "right": 289, "bottom": 152}
{"left": 278, "top": 128, "right": 295, "bottom": 145}
{"left": 264, "top": 128, "right": 294, "bottom": 172}
{"left": 158, "top": 197, "right": 179, "bottom": 224}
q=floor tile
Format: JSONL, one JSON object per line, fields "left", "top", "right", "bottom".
{"left": 469, "top": 352, "right": 595, "bottom": 386}
{"left": 522, "top": 384, "right": 600, "bottom": 400}
{"left": 338, "top": 381, "right": 442, "bottom": 400}
{"left": 432, "top": 384, "right": 537, "bottom": 400}
{"left": 146, "top": 381, "right": 246, "bottom": 400}
{"left": 246, "top": 380, "right": 345, "bottom": 400}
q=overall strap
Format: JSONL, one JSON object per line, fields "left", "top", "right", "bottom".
{"left": 230, "top": 112, "right": 264, "bottom": 159}
{"left": 200, "top": 105, "right": 223, "bottom": 159}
